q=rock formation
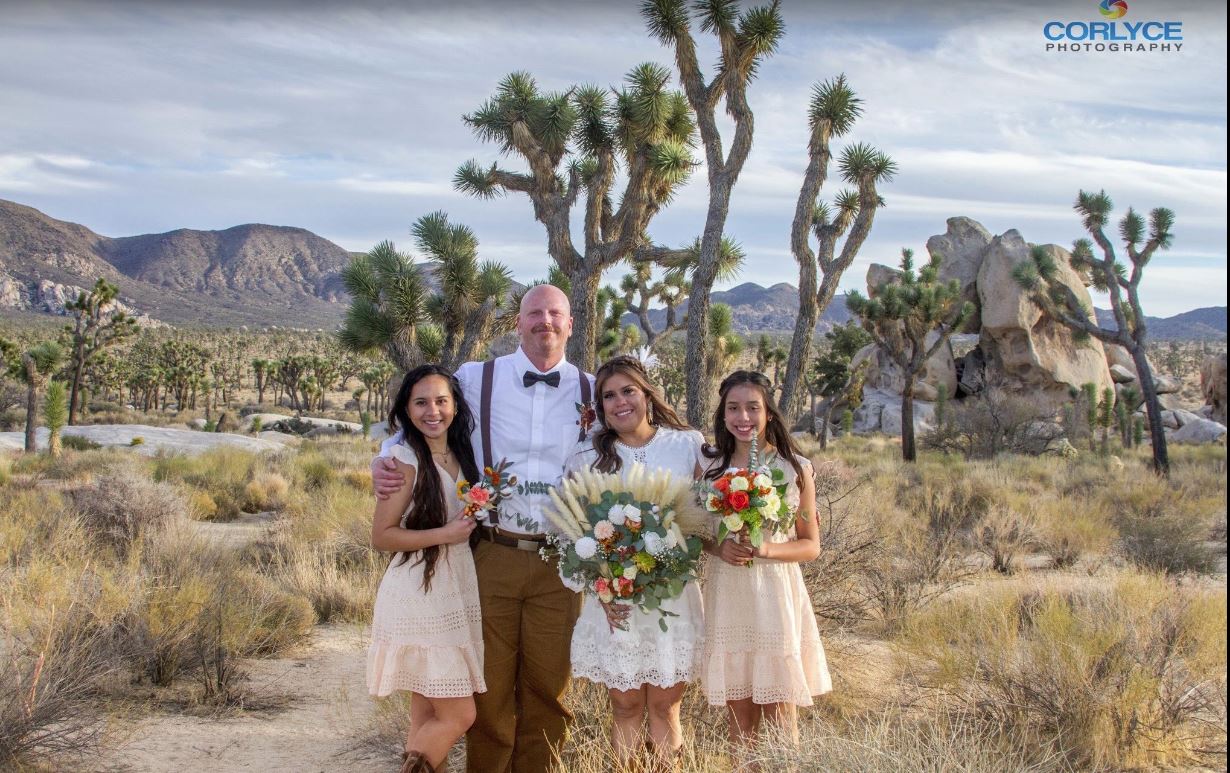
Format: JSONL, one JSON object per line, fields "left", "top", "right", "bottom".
{"left": 1201, "top": 353, "right": 1228, "bottom": 425}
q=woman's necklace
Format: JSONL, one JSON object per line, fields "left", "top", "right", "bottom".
{"left": 615, "top": 427, "right": 660, "bottom": 465}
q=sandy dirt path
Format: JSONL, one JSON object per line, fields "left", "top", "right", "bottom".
{"left": 94, "top": 623, "right": 395, "bottom": 773}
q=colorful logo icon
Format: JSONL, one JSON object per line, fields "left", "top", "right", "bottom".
{"left": 1099, "top": 0, "right": 1129, "bottom": 19}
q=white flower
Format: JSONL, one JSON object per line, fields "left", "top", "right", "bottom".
{"left": 574, "top": 536, "right": 598, "bottom": 560}
{"left": 623, "top": 564, "right": 638, "bottom": 581}
{"left": 705, "top": 496, "right": 722, "bottom": 512}
{"left": 642, "top": 531, "right": 664, "bottom": 556}
{"left": 622, "top": 503, "right": 642, "bottom": 523}
{"left": 665, "top": 524, "right": 682, "bottom": 549}
{"left": 759, "top": 492, "right": 782, "bottom": 519}
{"left": 722, "top": 514, "right": 744, "bottom": 534}
{"left": 594, "top": 520, "right": 615, "bottom": 540}
{"left": 651, "top": 505, "right": 660, "bottom": 513}
{"left": 729, "top": 476, "right": 749, "bottom": 492}
{"left": 607, "top": 505, "right": 626, "bottom": 526}
{"left": 753, "top": 473, "right": 773, "bottom": 490}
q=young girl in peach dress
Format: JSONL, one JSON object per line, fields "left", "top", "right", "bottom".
{"left": 699, "top": 370, "right": 831, "bottom": 766}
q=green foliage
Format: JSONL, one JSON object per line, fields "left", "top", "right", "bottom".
{"left": 43, "top": 381, "right": 68, "bottom": 457}
{"left": 61, "top": 435, "right": 101, "bottom": 452}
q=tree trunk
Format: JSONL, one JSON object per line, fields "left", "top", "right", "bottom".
{"left": 24, "top": 381, "right": 38, "bottom": 453}
{"left": 68, "top": 343, "right": 86, "bottom": 425}
{"left": 781, "top": 260, "right": 819, "bottom": 422}
{"left": 901, "top": 383, "right": 917, "bottom": 462}
{"left": 683, "top": 202, "right": 731, "bottom": 428}
{"left": 1130, "top": 343, "right": 1170, "bottom": 477}
{"left": 567, "top": 269, "right": 603, "bottom": 373}
{"left": 818, "top": 398, "right": 834, "bottom": 451}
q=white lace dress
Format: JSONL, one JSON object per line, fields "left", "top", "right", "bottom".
{"left": 563, "top": 427, "right": 706, "bottom": 691}
{"left": 701, "top": 456, "right": 832, "bottom": 706}
{"left": 366, "top": 443, "right": 486, "bottom": 698}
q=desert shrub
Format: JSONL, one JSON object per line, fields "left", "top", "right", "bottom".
{"left": 187, "top": 490, "right": 218, "bottom": 520}
{"left": 971, "top": 505, "right": 1038, "bottom": 575}
{"left": 0, "top": 456, "right": 9, "bottom": 487}
{"left": 802, "top": 461, "right": 879, "bottom": 628}
{"left": 1033, "top": 499, "right": 1115, "bottom": 570}
{"left": 150, "top": 447, "right": 276, "bottom": 519}
{"left": 1116, "top": 508, "right": 1217, "bottom": 575}
{"left": 295, "top": 452, "right": 336, "bottom": 490}
{"left": 269, "top": 543, "right": 380, "bottom": 623}
{"left": 243, "top": 472, "right": 290, "bottom": 512}
{"left": 11, "top": 447, "right": 132, "bottom": 481}
{"left": 343, "top": 469, "right": 372, "bottom": 491}
{"left": 902, "top": 574, "right": 1227, "bottom": 770}
{"left": 68, "top": 469, "right": 189, "bottom": 555}
{"left": 61, "top": 434, "right": 102, "bottom": 451}
{"left": 0, "top": 607, "right": 120, "bottom": 767}
{"left": 925, "top": 390, "right": 1066, "bottom": 459}
{"left": 129, "top": 436, "right": 145, "bottom": 446}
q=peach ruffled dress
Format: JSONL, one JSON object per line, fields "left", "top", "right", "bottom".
{"left": 366, "top": 443, "right": 486, "bottom": 698}
{"left": 700, "top": 456, "right": 831, "bottom": 706}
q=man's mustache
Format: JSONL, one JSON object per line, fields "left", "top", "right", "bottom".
{"left": 531, "top": 324, "right": 560, "bottom": 334}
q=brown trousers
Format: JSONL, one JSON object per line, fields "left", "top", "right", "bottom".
{"left": 467, "top": 539, "right": 581, "bottom": 773}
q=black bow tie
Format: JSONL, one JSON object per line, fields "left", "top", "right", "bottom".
{"left": 523, "top": 370, "right": 561, "bottom": 388}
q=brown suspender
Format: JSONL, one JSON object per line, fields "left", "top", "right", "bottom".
{"left": 480, "top": 359, "right": 495, "bottom": 470}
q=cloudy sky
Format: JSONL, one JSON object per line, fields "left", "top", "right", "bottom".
{"left": 1, "top": 0, "right": 1225, "bottom": 316}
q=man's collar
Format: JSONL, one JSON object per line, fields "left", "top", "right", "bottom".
{"left": 514, "top": 346, "right": 567, "bottom": 375}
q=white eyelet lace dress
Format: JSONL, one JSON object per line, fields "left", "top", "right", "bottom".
{"left": 366, "top": 443, "right": 486, "bottom": 698}
{"left": 701, "top": 455, "right": 831, "bottom": 706}
{"left": 563, "top": 426, "right": 707, "bottom": 691}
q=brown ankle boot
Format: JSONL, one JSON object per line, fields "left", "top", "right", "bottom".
{"left": 399, "top": 750, "right": 436, "bottom": 773}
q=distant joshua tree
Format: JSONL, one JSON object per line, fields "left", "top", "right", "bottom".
{"left": 20, "top": 341, "right": 65, "bottom": 453}
{"left": 1013, "top": 190, "right": 1175, "bottom": 477}
{"left": 63, "top": 278, "right": 137, "bottom": 424}
{"left": 847, "top": 249, "right": 972, "bottom": 462}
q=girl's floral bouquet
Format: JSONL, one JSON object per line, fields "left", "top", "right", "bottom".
{"left": 543, "top": 464, "right": 708, "bottom": 632}
{"left": 696, "top": 437, "right": 794, "bottom": 549}
{"left": 457, "top": 458, "right": 518, "bottom": 525}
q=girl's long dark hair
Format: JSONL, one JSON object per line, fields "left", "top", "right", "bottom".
{"left": 387, "top": 364, "right": 480, "bottom": 591}
{"left": 702, "top": 370, "right": 805, "bottom": 482}
{"left": 590, "top": 355, "right": 688, "bottom": 473}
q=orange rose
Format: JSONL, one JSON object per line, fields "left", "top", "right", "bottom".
{"left": 727, "top": 490, "right": 751, "bottom": 511}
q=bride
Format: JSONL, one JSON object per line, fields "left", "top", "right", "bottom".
{"left": 562, "top": 355, "right": 706, "bottom": 772}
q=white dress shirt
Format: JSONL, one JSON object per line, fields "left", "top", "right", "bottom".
{"left": 380, "top": 347, "right": 595, "bottom": 535}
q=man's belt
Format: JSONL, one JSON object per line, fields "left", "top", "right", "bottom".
{"left": 479, "top": 525, "right": 547, "bottom": 552}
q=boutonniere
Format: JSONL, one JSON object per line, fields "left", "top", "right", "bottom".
{"left": 458, "top": 458, "right": 518, "bottom": 526}
{"left": 575, "top": 401, "right": 597, "bottom": 438}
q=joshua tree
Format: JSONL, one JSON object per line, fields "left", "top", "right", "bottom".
{"left": 339, "top": 241, "right": 429, "bottom": 371}
{"left": 20, "top": 341, "right": 65, "bottom": 453}
{"left": 413, "top": 211, "right": 515, "bottom": 370}
{"left": 453, "top": 65, "right": 698, "bottom": 371}
{"left": 753, "top": 335, "right": 788, "bottom": 391}
{"left": 847, "top": 249, "right": 972, "bottom": 462}
{"left": 44, "top": 380, "right": 68, "bottom": 457}
{"left": 1013, "top": 190, "right": 1175, "bottom": 477}
{"left": 778, "top": 75, "right": 896, "bottom": 420}
{"left": 619, "top": 237, "right": 746, "bottom": 354}
{"left": 705, "top": 303, "right": 745, "bottom": 389}
{"left": 808, "top": 321, "right": 872, "bottom": 445}
{"left": 63, "top": 278, "right": 137, "bottom": 424}
{"left": 643, "top": 0, "right": 784, "bottom": 425}
{"left": 252, "top": 358, "right": 270, "bottom": 405}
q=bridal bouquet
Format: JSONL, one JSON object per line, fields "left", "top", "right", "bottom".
{"left": 457, "top": 458, "right": 518, "bottom": 525}
{"left": 543, "top": 464, "right": 707, "bottom": 632}
{"left": 696, "top": 438, "right": 794, "bottom": 549}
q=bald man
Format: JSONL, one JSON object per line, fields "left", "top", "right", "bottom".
{"left": 374, "top": 284, "right": 594, "bottom": 773}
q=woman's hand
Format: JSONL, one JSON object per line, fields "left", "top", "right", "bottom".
{"left": 601, "top": 600, "right": 632, "bottom": 633}
{"left": 438, "top": 515, "right": 478, "bottom": 545}
{"left": 371, "top": 456, "right": 406, "bottom": 500}
{"left": 716, "top": 536, "right": 754, "bottom": 567}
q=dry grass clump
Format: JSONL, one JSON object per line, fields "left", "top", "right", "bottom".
{"left": 243, "top": 472, "right": 290, "bottom": 511}
{"left": 0, "top": 454, "right": 12, "bottom": 487}
{"left": 1114, "top": 484, "right": 1219, "bottom": 575}
{"left": 901, "top": 572, "right": 1227, "bottom": 770}
{"left": 258, "top": 471, "right": 383, "bottom": 623}
{"left": 0, "top": 603, "right": 123, "bottom": 768}
{"left": 9, "top": 447, "right": 134, "bottom": 482}
{"left": 150, "top": 447, "right": 290, "bottom": 521}
{"left": 68, "top": 469, "right": 189, "bottom": 555}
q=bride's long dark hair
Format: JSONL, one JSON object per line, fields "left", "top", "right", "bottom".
{"left": 590, "top": 355, "right": 687, "bottom": 473}
{"left": 387, "top": 364, "right": 480, "bottom": 591}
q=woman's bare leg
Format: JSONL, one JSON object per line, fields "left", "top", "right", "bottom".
{"left": 609, "top": 686, "right": 648, "bottom": 766}
{"left": 406, "top": 694, "right": 476, "bottom": 769}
